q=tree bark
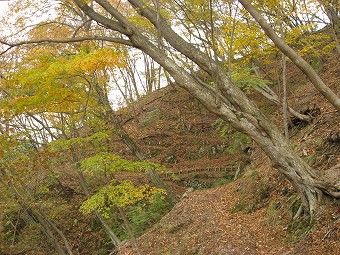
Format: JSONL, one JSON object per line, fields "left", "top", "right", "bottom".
{"left": 72, "top": 0, "right": 340, "bottom": 218}
{"left": 282, "top": 52, "right": 289, "bottom": 141}
{"left": 238, "top": 0, "right": 340, "bottom": 111}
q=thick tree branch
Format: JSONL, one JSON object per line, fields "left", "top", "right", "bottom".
{"left": 94, "top": 0, "right": 133, "bottom": 31}
{"left": 72, "top": 0, "right": 130, "bottom": 35}
{"left": 128, "top": 0, "right": 216, "bottom": 76}
{"left": 0, "top": 36, "right": 132, "bottom": 55}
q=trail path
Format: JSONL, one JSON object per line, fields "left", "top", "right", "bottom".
{"left": 118, "top": 180, "right": 293, "bottom": 255}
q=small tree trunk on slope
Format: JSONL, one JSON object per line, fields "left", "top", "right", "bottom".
{"left": 282, "top": 54, "right": 289, "bottom": 141}
{"left": 41, "top": 212, "right": 74, "bottom": 255}
{"left": 238, "top": 0, "right": 340, "bottom": 111}
{"left": 71, "top": 151, "right": 122, "bottom": 247}
{"left": 77, "top": 169, "right": 122, "bottom": 247}
{"left": 1, "top": 170, "right": 72, "bottom": 255}
{"left": 107, "top": 110, "right": 178, "bottom": 205}
{"left": 118, "top": 207, "right": 142, "bottom": 255}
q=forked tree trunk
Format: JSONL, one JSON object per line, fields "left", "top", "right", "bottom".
{"left": 253, "top": 83, "right": 310, "bottom": 122}
{"left": 73, "top": 0, "right": 340, "bottom": 218}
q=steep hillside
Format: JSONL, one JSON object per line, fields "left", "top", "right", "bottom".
{"left": 114, "top": 85, "right": 247, "bottom": 193}
{"left": 115, "top": 53, "right": 340, "bottom": 255}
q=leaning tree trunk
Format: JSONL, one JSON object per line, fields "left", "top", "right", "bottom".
{"left": 73, "top": 0, "right": 340, "bottom": 218}
{"left": 136, "top": 40, "right": 322, "bottom": 216}
{"left": 238, "top": 0, "right": 340, "bottom": 111}
{"left": 0, "top": 170, "right": 71, "bottom": 255}
{"left": 118, "top": 207, "right": 142, "bottom": 255}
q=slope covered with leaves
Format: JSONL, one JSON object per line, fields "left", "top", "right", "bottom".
{"left": 116, "top": 53, "right": 340, "bottom": 255}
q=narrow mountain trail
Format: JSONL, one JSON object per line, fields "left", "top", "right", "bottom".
{"left": 118, "top": 164, "right": 339, "bottom": 255}
{"left": 118, "top": 180, "right": 293, "bottom": 255}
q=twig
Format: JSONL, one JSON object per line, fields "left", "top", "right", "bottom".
{"left": 322, "top": 228, "right": 333, "bottom": 241}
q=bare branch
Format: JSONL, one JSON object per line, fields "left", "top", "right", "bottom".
{"left": 72, "top": 19, "right": 93, "bottom": 37}
{"left": 0, "top": 36, "right": 132, "bottom": 55}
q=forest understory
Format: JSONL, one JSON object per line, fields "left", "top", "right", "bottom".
{"left": 0, "top": 1, "right": 339, "bottom": 254}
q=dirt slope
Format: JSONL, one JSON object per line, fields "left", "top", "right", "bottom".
{"left": 118, "top": 181, "right": 292, "bottom": 255}
{"left": 117, "top": 177, "right": 339, "bottom": 255}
